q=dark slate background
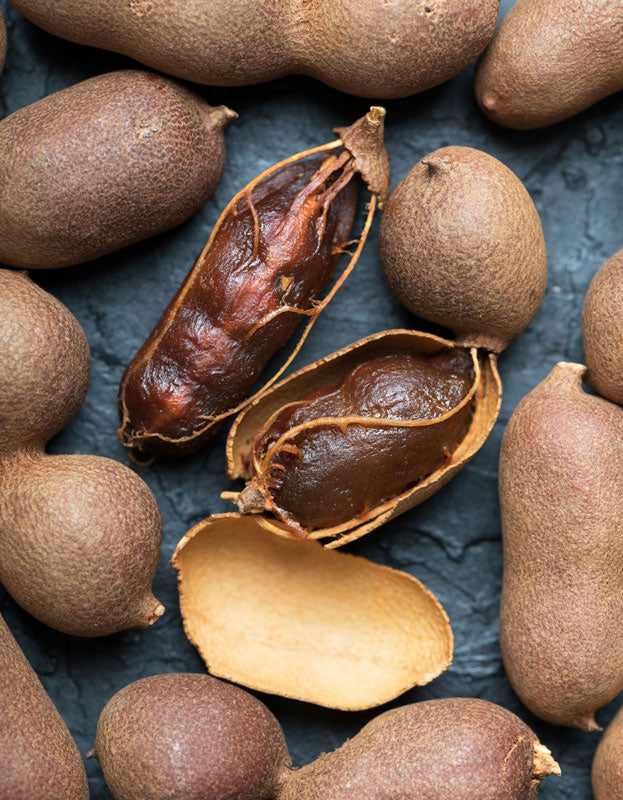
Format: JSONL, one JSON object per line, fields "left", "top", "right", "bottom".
{"left": 1, "top": 1, "right": 621, "bottom": 797}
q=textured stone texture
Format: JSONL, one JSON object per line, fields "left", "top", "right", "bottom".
{"left": 0, "top": 1, "right": 620, "bottom": 797}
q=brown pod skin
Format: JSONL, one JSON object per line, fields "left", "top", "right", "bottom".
{"left": 227, "top": 330, "right": 501, "bottom": 547}
{"left": 0, "top": 10, "right": 6, "bottom": 76}
{"left": 593, "top": 706, "right": 623, "bottom": 800}
{"left": 499, "top": 362, "right": 623, "bottom": 730}
{"left": 242, "top": 349, "right": 475, "bottom": 535}
{"left": 0, "top": 612, "right": 89, "bottom": 800}
{"left": 0, "top": 69, "right": 235, "bottom": 268}
{"left": 582, "top": 249, "right": 623, "bottom": 405}
{"left": 0, "top": 269, "right": 163, "bottom": 636}
{"left": 277, "top": 698, "right": 559, "bottom": 800}
{"left": 119, "top": 109, "right": 389, "bottom": 460}
{"left": 11, "top": 0, "right": 500, "bottom": 99}
{"left": 379, "top": 146, "right": 547, "bottom": 353}
{"left": 475, "top": 0, "right": 623, "bottom": 130}
{"left": 92, "top": 673, "right": 290, "bottom": 800}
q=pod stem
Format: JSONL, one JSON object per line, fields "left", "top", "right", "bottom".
{"left": 532, "top": 743, "right": 561, "bottom": 780}
{"left": 543, "top": 362, "right": 587, "bottom": 392}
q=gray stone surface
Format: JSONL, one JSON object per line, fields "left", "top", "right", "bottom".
{"left": 1, "top": 1, "right": 620, "bottom": 796}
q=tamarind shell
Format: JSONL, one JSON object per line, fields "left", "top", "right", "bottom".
{"left": 226, "top": 329, "right": 501, "bottom": 547}
{"left": 172, "top": 513, "right": 453, "bottom": 709}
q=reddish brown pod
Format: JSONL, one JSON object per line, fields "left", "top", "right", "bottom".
{"left": 0, "top": 269, "right": 163, "bottom": 636}
{"left": 11, "top": 0, "right": 501, "bottom": 99}
{"left": 500, "top": 363, "right": 623, "bottom": 730}
{"left": 379, "top": 146, "right": 547, "bottom": 353}
{"left": 119, "top": 108, "right": 389, "bottom": 460}
{"left": 0, "top": 70, "right": 235, "bottom": 268}
{"left": 225, "top": 330, "right": 501, "bottom": 546}
{"left": 91, "top": 676, "right": 560, "bottom": 800}
{"left": 582, "top": 249, "right": 623, "bottom": 406}
{"left": 0, "top": 613, "right": 89, "bottom": 800}
{"left": 593, "top": 706, "right": 623, "bottom": 800}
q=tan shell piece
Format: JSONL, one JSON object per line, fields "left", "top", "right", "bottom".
{"left": 225, "top": 330, "right": 501, "bottom": 547}
{"left": 582, "top": 249, "right": 623, "bottom": 406}
{"left": 172, "top": 513, "right": 453, "bottom": 710}
{"left": 593, "top": 705, "right": 623, "bottom": 800}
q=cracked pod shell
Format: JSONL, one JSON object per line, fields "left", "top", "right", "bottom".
{"left": 118, "top": 108, "right": 389, "bottom": 459}
{"left": 226, "top": 330, "right": 501, "bottom": 548}
{"left": 172, "top": 513, "right": 453, "bottom": 709}
{"left": 0, "top": 612, "right": 89, "bottom": 800}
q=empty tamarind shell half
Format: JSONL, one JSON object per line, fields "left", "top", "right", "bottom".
{"left": 172, "top": 513, "right": 453, "bottom": 709}
{"left": 223, "top": 329, "right": 501, "bottom": 547}
{"left": 118, "top": 108, "right": 389, "bottom": 461}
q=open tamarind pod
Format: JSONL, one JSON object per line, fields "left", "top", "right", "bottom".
{"left": 582, "top": 249, "right": 623, "bottom": 406}
{"left": 499, "top": 362, "right": 623, "bottom": 730}
{"left": 0, "top": 612, "right": 89, "bottom": 800}
{"left": 172, "top": 513, "right": 453, "bottom": 708}
{"left": 119, "top": 108, "right": 389, "bottom": 461}
{"left": 223, "top": 330, "right": 501, "bottom": 546}
{"left": 593, "top": 705, "right": 623, "bottom": 800}
{"left": 0, "top": 269, "right": 163, "bottom": 636}
{"left": 91, "top": 675, "right": 560, "bottom": 800}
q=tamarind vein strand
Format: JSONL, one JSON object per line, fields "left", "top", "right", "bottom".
{"left": 119, "top": 108, "right": 389, "bottom": 458}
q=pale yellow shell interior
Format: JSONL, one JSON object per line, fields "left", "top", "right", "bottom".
{"left": 172, "top": 513, "right": 453, "bottom": 710}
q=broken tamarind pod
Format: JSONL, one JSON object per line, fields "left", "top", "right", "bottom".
{"left": 118, "top": 107, "right": 389, "bottom": 460}
{"left": 593, "top": 705, "right": 623, "bottom": 800}
{"left": 225, "top": 330, "right": 501, "bottom": 547}
{"left": 91, "top": 675, "right": 560, "bottom": 800}
{"left": 172, "top": 513, "right": 453, "bottom": 708}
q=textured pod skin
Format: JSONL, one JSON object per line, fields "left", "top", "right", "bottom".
{"left": 0, "top": 70, "right": 235, "bottom": 268}
{"left": 499, "top": 362, "right": 623, "bottom": 730}
{"left": 475, "top": 0, "right": 623, "bottom": 130}
{"left": 119, "top": 109, "right": 389, "bottom": 459}
{"left": 10, "top": 0, "right": 500, "bottom": 99}
{"left": 582, "top": 249, "right": 623, "bottom": 405}
{"left": 0, "top": 10, "right": 6, "bottom": 75}
{"left": 227, "top": 330, "right": 501, "bottom": 547}
{"left": 0, "top": 612, "right": 89, "bottom": 800}
{"left": 241, "top": 349, "right": 475, "bottom": 534}
{"left": 379, "top": 146, "right": 547, "bottom": 353}
{"left": 593, "top": 706, "right": 623, "bottom": 800}
{"left": 93, "top": 673, "right": 290, "bottom": 800}
{"left": 277, "top": 698, "right": 559, "bottom": 800}
{"left": 0, "top": 270, "right": 163, "bottom": 636}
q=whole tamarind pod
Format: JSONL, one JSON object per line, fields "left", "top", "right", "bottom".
{"left": 0, "top": 612, "right": 89, "bottom": 800}
{"left": 277, "top": 698, "right": 560, "bottom": 800}
{"left": 91, "top": 673, "right": 290, "bottom": 800}
{"left": 593, "top": 705, "right": 623, "bottom": 800}
{"left": 225, "top": 330, "right": 501, "bottom": 547}
{"left": 499, "top": 362, "right": 623, "bottom": 730}
{"left": 379, "top": 146, "right": 547, "bottom": 353}
{"left": 119, "top": 108, "right": 389, "bottom": 460}
{"left": 10, "top": 0, "right": 500, "bottom": 99}
{"left": 91, "top": 676, "right": 560, "bottom": 800}
{"left": 582, "top": 249, "right": 623, "bottom": 406}
{"left": 0, "top": 70, "right": 235, "bottom": 268}
{"left": 0, "top": 10, "right": 6, "bottom": 76}
{"left": 0, "top": 269, "right": 164, "bottom": 636}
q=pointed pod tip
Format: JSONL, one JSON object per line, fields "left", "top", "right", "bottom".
{"left": 532, "top": 743, "right": 561, "bottom": 779}
{"left": 546, "top": 362, "right": 587, "bottom": 391}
